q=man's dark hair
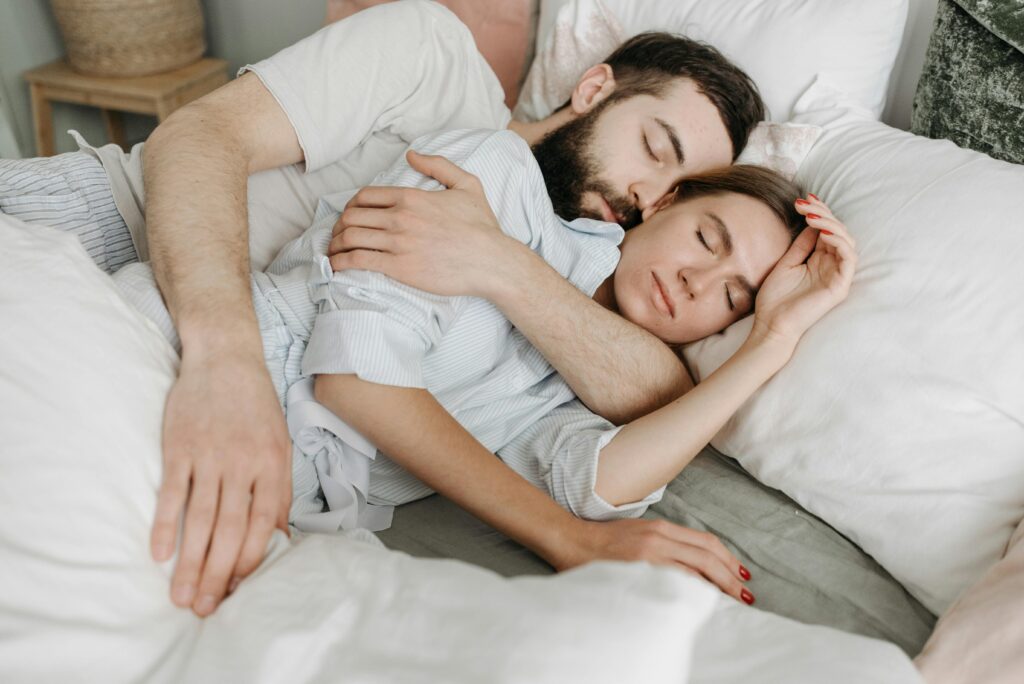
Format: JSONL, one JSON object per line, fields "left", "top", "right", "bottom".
{"left": 600, "top": 32, "right": 766, "bottom": 159}
{"left": 672, "top": 164, "right": 804, "bottom": 240}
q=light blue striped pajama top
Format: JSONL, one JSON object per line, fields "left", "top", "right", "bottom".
{"left": 113, "top": 128, "right": 665, "bottom": 533}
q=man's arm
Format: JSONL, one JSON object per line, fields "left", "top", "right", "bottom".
{"left": 313, "top": 373, "right": 749, "bottom": 601}
{"left": 143, "top": 72, "right": 304, "bottom": 617}
{"left": 329, "top": 152, "right": 694, "bottom": 425}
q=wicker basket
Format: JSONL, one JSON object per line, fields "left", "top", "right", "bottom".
{"left": 50, "top": 0, "right": 206, "bottom": 78}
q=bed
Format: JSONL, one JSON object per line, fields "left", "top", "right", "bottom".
{"left": 3, "top": 0, "right": 1023, "bottom": 681}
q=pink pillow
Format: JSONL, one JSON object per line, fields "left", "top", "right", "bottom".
{"left": 914, "top": 519, "right": 1024, "bottom": 683}
{"left": 325, "top": 0, "right": 532, "bottom": 107}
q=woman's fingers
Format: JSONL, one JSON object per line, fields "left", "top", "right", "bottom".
{"left": 655, "top": 535, "right": 753, "bottom": 605}
{"left": 654, "top": 520, "right": 750, "bottom": 582}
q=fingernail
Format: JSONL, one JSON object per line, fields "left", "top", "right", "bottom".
{"left": 195, "top": 594, "right": 217, "bottom": 615}
{"left": 807, "top": 213, "right": 822, "bottom": 220}
{"left": 820, "top": 229, "right": 833, "bottom": 236}
{"left": 741, "top": 589, "right": 755, "bottom": 605}
{"left": 809, "top": 193, "right": 820, "bottom": 201}
{"left": 795, "top": 199, "right": 810, "bottom": 206}
{"left": 739, "top": 565, "right": 751, "bottom": 581}
{"left": 172, "top": 583, "right": 195, "bottom": 605}
{"left": 228, "top": 577, "right": 241, "bottom": 594}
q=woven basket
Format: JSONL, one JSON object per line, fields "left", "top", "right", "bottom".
{"left": 50, "top": 0, "right": 206, "bottom": 78}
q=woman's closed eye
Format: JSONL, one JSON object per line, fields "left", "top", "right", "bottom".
{"left": 697, "top": 229, "right": 712, "bottom": 253}
{"left": 725, "top": 285, "right": 735, "bottom": 311}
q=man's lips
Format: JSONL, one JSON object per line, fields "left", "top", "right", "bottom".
{"left": 652, "top": 272, "right": 676, "bottom": 318}
{"left": 597, "top": 194, "right": 623, "bottom": 224}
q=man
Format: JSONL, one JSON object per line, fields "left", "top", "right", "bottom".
{"left": 1, "top": 0, "right": 763, "bottom": 617}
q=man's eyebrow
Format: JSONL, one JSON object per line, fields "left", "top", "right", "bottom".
{"left": 708, "top": 211, "right": 757, "bottom": 302}
{"left": 655, "top": 117, "right": 685, "bottom": 166}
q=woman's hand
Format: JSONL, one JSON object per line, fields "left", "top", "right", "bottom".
{"left": 750, "top": 194, "right": 857, "bottom": 348}
{"left": 556, "top": 517, "right": 755, "bottom": 605}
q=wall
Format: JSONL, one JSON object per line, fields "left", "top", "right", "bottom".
{"left": 883, "top": 0, "right": 941, "bottom": 130}
{"left": 0, "top": 0, "right": 325, "bottom": 158}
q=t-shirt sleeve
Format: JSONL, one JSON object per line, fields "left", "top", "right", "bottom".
{"left": 239, "top": 0, "right": 509, "bottom": 175}
{"left": 497, "top": 400, "right": 666, "bottom": 521}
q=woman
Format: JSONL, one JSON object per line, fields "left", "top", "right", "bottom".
{"left": 112, "top": 126, "right": 853, "bottom": 604}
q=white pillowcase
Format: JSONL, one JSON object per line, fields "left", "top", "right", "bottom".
{"left": 682, "top": 84, "right": 1024, "bottom": 615}
{"left": 516, "top": 0, "right": 908, "bottom": 122}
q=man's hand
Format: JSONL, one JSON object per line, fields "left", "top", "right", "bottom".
{"left": 558, "top": 517, "right": 755, "bottom": 605}
{"left": 151, "top": 348, "right": 292, "bottom": 617}
{"left": 328, "top": 150, "right": 518, "bottom": 300}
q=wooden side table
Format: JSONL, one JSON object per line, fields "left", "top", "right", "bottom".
{"left": 23, "top": 57, "right": 229, "bottom": 156}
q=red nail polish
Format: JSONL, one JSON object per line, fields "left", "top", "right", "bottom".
{"left": 795, "top": 199, "right": 810, "bottom": 207}
{"left": 809, "top": 193, "right": 820, "bottom": 201}
{"left": 741, "top": 589, "right": 755, "bottom": 605}
{"left": 820, "top": 229, "right": 833, "bottom": 236}
{"left": 806, "top": 213, "right": 821, "bottom": 220}
{"left": 739, "top": 565, "right": 751, "bottom": 581}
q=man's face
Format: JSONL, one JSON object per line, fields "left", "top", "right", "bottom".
{"left": 532, "top": 79, "right": 735, "bottom": 228}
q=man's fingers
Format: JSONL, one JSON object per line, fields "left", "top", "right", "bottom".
{"left": 192, "top": 479, "right": 251, "bottom": 616}
{"left": 344, "top": 185, "right": 411, "bottom": 210}
{"left": 170, "top": 473, "right": 221, "bottom": 608}
{"left": 406, "top": 150, "right": 472, "bottom": 189}
{"left": 151, "top": 454, "right": 191, "bottom": 562}
{"left": 233, "top": 476, "right": 285, "bottom": 590}
{"left": 277, "top": 457, "right": 292, "bottom": 535}
{"left": 329, "top": 225, "right": 394, "bottom": 256}
{"left": 329, "top": 249, "right": 393, "bottom": 275}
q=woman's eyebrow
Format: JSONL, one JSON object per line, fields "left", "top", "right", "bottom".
{"left": 655, "top": 118, "right": 685, "bottom": 165}
{"left": 707, "top": 211, "right": 756, "bottom": 300}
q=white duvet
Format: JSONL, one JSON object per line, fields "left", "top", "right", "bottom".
{"left": 0, "top": 213, "right": 919, "bottom": 682}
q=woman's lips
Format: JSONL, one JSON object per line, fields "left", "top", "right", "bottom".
{"left": 652, "top": 272, "right": 675, "bottom": 318}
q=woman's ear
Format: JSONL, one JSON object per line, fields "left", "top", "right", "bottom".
{"left": 568, "top": 63, "right": 616, "bottom": 115}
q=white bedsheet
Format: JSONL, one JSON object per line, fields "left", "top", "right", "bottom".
{"left": 0, "top": 216, "right": 922, "bottom": 683}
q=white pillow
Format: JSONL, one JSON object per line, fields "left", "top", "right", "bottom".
{"left": 0, "top": 216, "right": 193, "bottom": 682}
{"left": 682, "top": 86, "right": 1024, "bottom": 615}
{"left": 515, "top": 0, "right": 908, "bottom": 123}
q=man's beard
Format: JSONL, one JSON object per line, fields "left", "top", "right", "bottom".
{"left": 531, "top": 103, "right": 642, "bottom": 229}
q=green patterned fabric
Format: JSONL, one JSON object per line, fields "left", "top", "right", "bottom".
{"left": 912, "top": 0, "right": 1024, "bottom": 165}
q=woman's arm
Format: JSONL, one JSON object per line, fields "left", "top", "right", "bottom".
{"left": 596, "top": 199, "right": 857, "bottom": 504}
{"left": 313, "top": 373, "right": 750, "bottom": 601}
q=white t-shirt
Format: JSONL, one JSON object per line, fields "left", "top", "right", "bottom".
{"left": 86, "top": 0, "right": 511, "bottom": 269}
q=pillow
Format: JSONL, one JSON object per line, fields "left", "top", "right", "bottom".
{"left": 914, "top": 517, "right": 1024, "bottom": 684}
{"left": 0, "top": 216, "right": 193, "bottom": 682}
{"left": 681, "top": 83, "right": 1024, "bottom": 615}
{"left": 515, "top": 0, "right": 908, "bottom": 122}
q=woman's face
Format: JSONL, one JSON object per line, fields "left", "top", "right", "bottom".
{"left": 611, "top": 192, "right": 793, "bottom": 344}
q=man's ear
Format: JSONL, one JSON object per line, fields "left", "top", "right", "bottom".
{"left": 568, "top": 64, "right": 616, "bottom": 115}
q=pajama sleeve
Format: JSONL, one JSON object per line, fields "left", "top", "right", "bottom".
{"left": 497, "top": 400, "right": 666, "bottom": 521}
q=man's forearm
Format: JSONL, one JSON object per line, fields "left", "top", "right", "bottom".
{"left": 143, "top": 105, "right": 260, "bottom": 353}
{"left": 486, "top": 240, "right": 694, "bottom": 425}
{"left": 314, "top": 374, "right": 580, "bottom": 566}
{"left": 595, "top": 331, "right": 793, "bottom": 505}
